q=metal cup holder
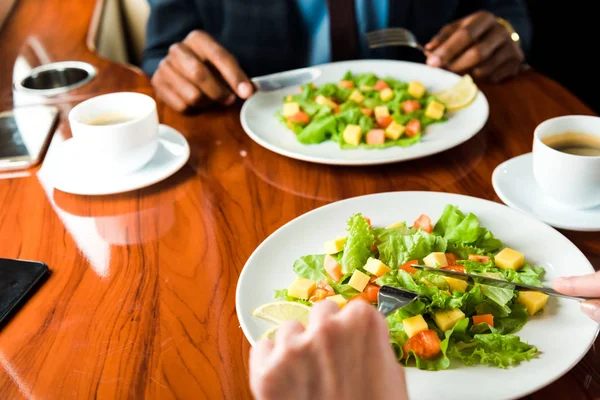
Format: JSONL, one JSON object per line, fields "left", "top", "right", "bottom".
{"left": 14, "top": 61, "right": 97, "bottom": 96}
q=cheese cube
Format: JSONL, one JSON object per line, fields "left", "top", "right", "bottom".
{"left": 324, "top": 237, "right": 346, "bottom": 254}
{"left": 283, "top": 102, "right": 300, "bottom": 117}
{"left": 349, "top": 90, "right": 365, "bottom": 104}
{"left": 385, "top": 121, "right": 405, "bottom": 140}
{"left": 386, "top": 222, "right": 404, "bottom": 229}
{"left": 424, "top": 101, "right": 445, "bottom": 120}
{"left": 288, "top": 278, "right": 316, "bottom": 300}
{"left": 380, "top": 87, "right": 394, "bottom": 102}
{"left": 408, "top": 81, "right": 426, "bottom": 99}
{"left": 364, "top": 257, "right": 392, "bottom": 277}
{"left": 495, "top": 248, "right": 525, "bottom": 270}
{"left": 327, "top": 294, "right": 348, "bottom": 308}
{"left": 374, "top": 105, "right": 390, "bottom": 119}
{"left": 423, "top": 252, "right": 448, "bottom": 268}
{"left": 315, "top": 95, "right": 336, "bottom": 109}
{"left": 348, "top": 270, "right": 370, "bottom": 292}
{"left": 433, "top": 309, "right": 465, "bottom": 331}
{"left": 359, "top": 84, "right": 373, "bottom": 91}
{"left": 516, "top": 291, "right": 549, "bottom": 316}
{"left": 343, "top": 124, "right": 363, "bottom": 146}
{"left": 445, "top": 277, "right": 468, "bottom": 293}
{"left": 402, "top": 314, "right": 429, "bottom": 338}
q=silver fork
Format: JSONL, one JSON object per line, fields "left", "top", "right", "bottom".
{"left": 367, "top": 28, "right": 426, "bottom": 53}
{"left": 377, "top": 286, "right": 420, "bottom": 317}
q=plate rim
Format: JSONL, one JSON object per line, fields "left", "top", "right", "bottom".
{"left": 240, "top": 59, "right": 490, "bottom": 166}
{"left": 236, "top": 190, "right": 598, "bottom": 398}
{"left": 492, "top": 152, "right": 600, "bottom": 232}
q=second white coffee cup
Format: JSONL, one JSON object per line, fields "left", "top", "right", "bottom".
{"left": 532, "top": 115, "right": 600, "bottom": 209}
{"left": 68, "top": 92, "right": 159, "bottom": 175}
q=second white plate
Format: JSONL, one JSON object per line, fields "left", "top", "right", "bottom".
{"left": 240, "top": 60, "right": 489, "bottom": 165}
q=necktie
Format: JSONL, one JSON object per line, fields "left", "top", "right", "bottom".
{"left": 327, "top": 0, "right": 360, "bottom": 61}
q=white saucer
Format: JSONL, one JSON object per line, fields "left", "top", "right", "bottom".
{"left": 492, "top": 153, "right": 600, "bottom": 231}
{"left": 46, "top": 124, "right": 190, "bottom": 195}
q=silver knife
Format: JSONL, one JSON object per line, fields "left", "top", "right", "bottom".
{"left": 411, "top": 264, "right": 588, "bottom": 301}
{"left": 251, "top": 67, "right": 321, "bottom": 92}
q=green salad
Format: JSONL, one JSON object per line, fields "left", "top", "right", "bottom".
{"left": 275, "top": 205, "right": 549, "bottom": 370}
{"left": 279, "top": 71, "right": 448, "bottom": 149}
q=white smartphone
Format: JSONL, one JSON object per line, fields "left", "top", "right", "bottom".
{"left": 0, "top": 106, "right": 59, "bottom": 171}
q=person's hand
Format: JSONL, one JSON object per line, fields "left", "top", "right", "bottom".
{"left": 553, "top": 271, "right": 600, "bottom": 322}
{"left": 425, "top": 11, "right": 524, "bottom": 83}
{"left": 151, "top": 30, "right": 254, "bottom": 112}
{"left": 249, "top": 300, "right": 408, "bottom": 400}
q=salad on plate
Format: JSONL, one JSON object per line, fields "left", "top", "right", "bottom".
{"left": 253, "top": 205, "right": 549, "bottom": 371}
{"left": 279, "top": 72, "right": 477, "bottom": 150}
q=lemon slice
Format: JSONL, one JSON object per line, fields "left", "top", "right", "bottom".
{"left": 252, "top": 301, "right": 311, "bottom": 326}
{"left": 434, "top": 75, "right": 478, "bottom": 111}
{"left": 260, "top": 326, "right": 279, "bottom": 340}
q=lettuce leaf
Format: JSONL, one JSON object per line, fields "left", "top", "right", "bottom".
{"left": 274, "top": 289, "right": 312, "bottom": 306}
{"left": 330, "top": 283, "right": 360, "bottom": 299}
{"left": 433, "top": 205, "right": 503, "bottom": 253}
{"left": 462, "top": 259, "right": 546, "bottom": 288}
{"left": 292, "top": 255, "right": 327, "bottom": 281}
{"left": 447, "top": 333, "right": 537, "bottom": 368}
{"left": 493, "top": 304, "right": 529, "bottom": 334}
{"left": 340, "top": 214, "right": 375, "bottom": 274}
{"left": 374, "top": 226, "right": 447, "bottom": 268}
{"left": 297, "top": 115, "right": 337, "bottom": 144}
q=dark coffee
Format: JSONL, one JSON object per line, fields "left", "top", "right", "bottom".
{"left": 86, "top": 113, "right": 133, "bottom": 126}
{"left": 542, "top": 132, "right": 600, "bottom": 156}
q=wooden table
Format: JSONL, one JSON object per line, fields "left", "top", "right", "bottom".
{"left": 1, "top": 1, "right": 599, "bottom": 399}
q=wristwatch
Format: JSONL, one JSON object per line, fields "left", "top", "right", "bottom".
{"left": 496, "top": 17, "right": 520, "bottom": 43}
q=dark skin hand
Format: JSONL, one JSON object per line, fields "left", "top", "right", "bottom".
{"left": 151, "top": 30, "right": 254, "bottom": 112}
{"left": 425, "top": 11, "right": 525, "bottom": 83}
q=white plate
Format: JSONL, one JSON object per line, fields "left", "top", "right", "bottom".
{"left": 45, "top": 124, "right": 190, "bottom": 195}
{"left": 236, "top": 191, "right": 598, "bottom": 400}
{"left": 493, "top": 153, "right": 600, "bottom": 232}
{"left": 240, "top": 60, "right": 489, "bottom": 165}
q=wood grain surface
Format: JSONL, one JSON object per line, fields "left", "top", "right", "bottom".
{"left": 0, "top": 0, "right": 599, "bottom": 399}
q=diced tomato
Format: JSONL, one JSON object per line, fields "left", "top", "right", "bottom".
{"left": 376, "top": 116, "right": 393, "bottom": 129}
{"left": 324, "top": 254, "right": 343, "bottom": 282}
{"left": 373, "top": 79, "right": 390, "bottom": 91}
{"left": 364, "top": 284, "right": 380, "bottom": 303}
{"left": 317, "top": 280, "right": 335, "bottom": 296}
{"left": 370, "top": 243, "right": 378, "bottom": 253}
{"left": 472, "top": 314, "right": 494, "bottom": 327}
{"left": 309, "top": 288, "right": 328, "bottom": 302}
{"left": 403, "top": 330, "right": 442, "bottom": 360}
{"left": 413, "top": 214, "right": 433, "bottom": 233}
{"left": 399, "top": 260, "right": 418, "bottom": 275}
{"left": 402, "top": 100, "right": 421, "bottom": 113}
{"left": 349, "top": 292, "right": 370, "bottom": 303}
{"left": 366, "top": 129, "right": 385, "bottom": 145}
{"left": 287, "top": 111, "right": 310, "bottom": 125}
{"left": 360, "top": 108, "right": 374, "bottom": 117}
{"left": 405, "top": 119, "right": 421, "bottom": 137}
{"left": 332, "top": 104, "right": 341, "bottom": 114}
{"left": 440, "top": 265, "right": 466, "bottom": 274}
{"left": 468, "top": 254, "right": 491, "bottom": 263}
{"left": 369, "top": 274, "right": 379, "bottom": 283}
{"left": 445, "top": 253, "right": 458, "bottom": 265}
{"left": 339, "top": 80, "right": 355, "bottom": 89}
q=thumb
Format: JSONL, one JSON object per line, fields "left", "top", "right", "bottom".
{"left": 552, "top": 271, "right": 600, "bottom": 297}
{"left": 581, "top": 300, "right": 600, "bottom": 323}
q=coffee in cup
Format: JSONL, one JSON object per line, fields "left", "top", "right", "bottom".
{"left": 532, "top": 115, "right": 600, "bottom": 209}
{"left": 68, "top": 92, "right": 159, "bottom": 175}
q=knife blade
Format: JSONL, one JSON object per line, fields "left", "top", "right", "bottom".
{"left": 411, "top": 264, "right": 588, "bottom": 301}
{"left": 251, "top": 67, "right": 321, "bottom": 92}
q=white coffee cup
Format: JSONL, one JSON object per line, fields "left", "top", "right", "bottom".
{"left": 532, "top": 115, "right": 600, "bottom": 209}
{"left": 68, "top": 92, "right": 159, "bottom": 175}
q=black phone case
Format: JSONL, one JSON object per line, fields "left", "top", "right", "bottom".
{"left": 0, "top": 258, "right": 49, "bottom": 325}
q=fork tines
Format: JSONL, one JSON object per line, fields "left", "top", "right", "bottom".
{"left": 366, "top": 28, "right": 422, "bottom": 51}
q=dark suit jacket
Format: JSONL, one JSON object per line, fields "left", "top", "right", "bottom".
{"left": 142, "top": 0, "right": 531, "bottom": 78}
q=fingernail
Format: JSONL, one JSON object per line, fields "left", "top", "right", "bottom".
{"left": 581, "top": 301, "right": 600, "bottom": 322}
{"left": 238, "top": 82, "right": 253, "bottom": 99}
{"left": 225, "top": 94, "right": 236, "bottom": 106}
{"left": 427, "top": 55, "right": 441, "bottom": 67}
